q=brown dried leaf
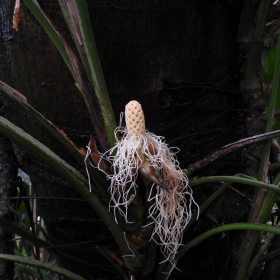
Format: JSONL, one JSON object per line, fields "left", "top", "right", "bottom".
{"left": 0, "top": 81, "right": 27, "bottom": 103}
{"left": 88, "top": 137, "right": 112, "bottom": 174}
{"left": 12, "top": 0, "right": 20, "bottom": 32}
{"left": 64, "top": 0, "right": 83, "bottom": 45}
{"left": 130, "top": 234, "right": 149, "bottom": 250}
{"left": 58, "top": 129, "right": 80, "bottom": 152}
{"left": 102, "top": 247, "right": 125, "bottom": 268}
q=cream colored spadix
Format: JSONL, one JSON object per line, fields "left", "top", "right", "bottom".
{"left": 99, "top": 100, "right": 199, "bottom": 272}
{"left": 125, "top": 100, "right": 145, "bottom": 136}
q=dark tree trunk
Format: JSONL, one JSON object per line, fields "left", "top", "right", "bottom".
{"left": 0, "top": 133, "right": 18, "bottom": 280}
{"left": 0, "top": 0, "right": 246, "bottom": 279}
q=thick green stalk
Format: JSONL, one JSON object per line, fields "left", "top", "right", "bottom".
{"left": 0, "top": 254, "right": 85, "bottom": 280}
{"left": 73, "top": 0, "right": 117, "bottom": 147}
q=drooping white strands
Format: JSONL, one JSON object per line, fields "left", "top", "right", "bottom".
{"left": 98, "top": 100, "right": 198, "bottom": 271}
{"left": 103, "top": 101, "right": 147, "bottom": 222}
{"left": 146, "top": 148, "right": 198, "bottom": 269}
{"left": 104, "top": 127, "right": 165, "bottom": 222}
{"left": 105, "top": 129, "right": 143, "bottom": 223}
{"left": 84, "top": 145, "right": 93, "bottom": 192}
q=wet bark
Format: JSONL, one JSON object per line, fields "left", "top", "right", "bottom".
{"left": 0, "top": 0, "right": 246, "bottom": 279}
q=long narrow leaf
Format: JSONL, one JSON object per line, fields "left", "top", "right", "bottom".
{"left": 0, "top": 254, "right": 86, "bottom": 280}
{"left": 58, "top": 0, "right": 93, "bottom": 86}
{"left": 157, "top": 174, "right": 262, "bottom": 274}
{"left": 73, "top": 0, "right": 117, "bottom": 148}
{"left": 14, "top": 266, "right": 53, "bottom": 280}
{"left": 189, "top": 175, "right": 280, "bottom": 192}
{"left": 0, "top": 117, "right": 95, "bottom": 205}
{"left": 0, "top": 82, "right": 110, "bottom": 201}
{"left": 158, "top": 174, "right": 280, "bottom": 277}
{"left": 0, "top": 117, "right": 139, "bottom": 272}
{"left": 22, "top": 0, "right": 112, "bottom": 152}
{"left": 180, "top": 223, "right": 280, "bottom": 259}
{"left": 157, "top": 223, "right": 280, "bottom": 279}
{"left": 22, "top": 0, "right": 76, "bottom": 79}
{"left": 235, "top": 25, "right": 280, "bottom": 280}
{"left": 0, "top": 217, "right": 51, "bottom": 249}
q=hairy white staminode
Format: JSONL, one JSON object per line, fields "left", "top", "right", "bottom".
{"left": 105, "top": 127, "right": 162, "bottom": 223}
{"left": 100, "top": 100, "right": 198, "bottom": 271}
{"left": 146, "top": 146, "right": 198, "bottom": 269}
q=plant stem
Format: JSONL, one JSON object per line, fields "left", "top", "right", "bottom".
{"left": 185, "top": 130, "right": 280, "bottom": 175}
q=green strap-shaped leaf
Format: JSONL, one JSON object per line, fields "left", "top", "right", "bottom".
{"left": 0, "top": 254, "right": 86, "bottom": 280}
{"left": 0, "top": 117, "right": 141, "bottom": 275}
{"left": 72, "top": 0, "right": 117, "bottom": 147}
{"left": 23, "top": 0, "right": 117, "bottom": 149}
{"left": 189, "top": 175, "right": 280, "bottom": 192}
{"left": 0, "top": 82, "right": 110, "bottom": 201}
{"left": 157, "top": 223, "right": 280, "bottom": 279}
{"left": 22, "top": 0, "right": 76, "bottom": 79}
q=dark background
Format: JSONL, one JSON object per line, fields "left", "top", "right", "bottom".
{"left": 0, "top": 1, "right": 247, "bottom": 279}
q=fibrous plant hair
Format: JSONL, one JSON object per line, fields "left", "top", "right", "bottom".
{"left": 98, "top": 100, "right": 199, "bottom": 270}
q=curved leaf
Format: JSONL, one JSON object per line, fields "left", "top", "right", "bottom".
{"left": 0, "top": 254, "right": 86, "bottom": 280}
{"left": 158, "top": 223, "right": 280, "bottom": 279}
